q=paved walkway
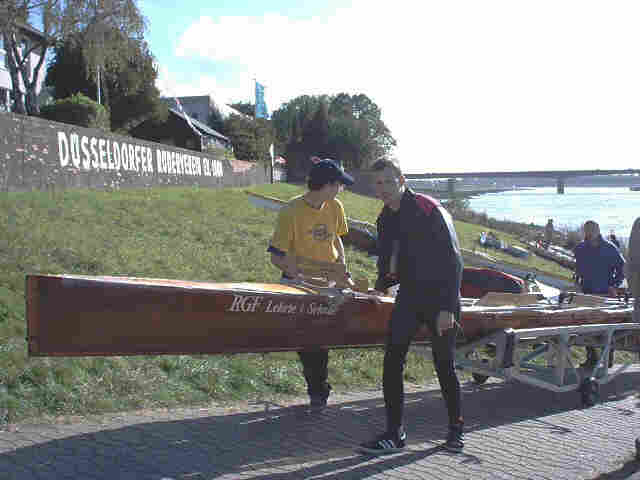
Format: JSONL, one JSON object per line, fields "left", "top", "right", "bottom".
{"left": 2, "top": 368, "right": 640, "bottom": 480}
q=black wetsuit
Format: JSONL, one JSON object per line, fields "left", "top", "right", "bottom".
{"left": 375, "top": 188, "right": 463, "bottom": 431}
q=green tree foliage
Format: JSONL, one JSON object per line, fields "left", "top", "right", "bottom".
{"left": 45, "top": 31, "right": 167, "bottom": 133}
{"left": 40, "top": 92, "right": 110, "bottom": 130}
{"left": 302, "top": 97, "right": 330, "bottom": 157}
{"left": 0, "top": 0, "right": 145, "bottom": 115}
{"left": 208, "top": 105, "right": 225, "bottom": 135}
{"left": 224, "top": 112, "right": 274, "bottom": 164}
{"left": 271, "top": 93, "right": 395, "bottom": 172}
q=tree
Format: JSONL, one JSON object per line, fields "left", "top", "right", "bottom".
{"left": 224, "top": 113, "right": 274, "bottom": 163}
{"left": 207, "top": 104, "right": 225, "bottom": 135}
{"left": 46, "top": 30, "right": 167, "bottom": 132}
{"left": 301, "top": 97, "right": 330, "bottom": 157}
{"left": 271, "top": 92, "right": 396, "bottom": 171}
{"left": 329, "top": 93, "right": 396, "bottom": 169}
{"left": 271, "top": 95, "right": 322, "bottom": 152}
{"left": 0, "top": 0, "right": 146, "bottom": 115}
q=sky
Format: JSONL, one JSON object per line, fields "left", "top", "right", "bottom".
{"left": 139, "top": 0, "right": 640, "bottom": 174}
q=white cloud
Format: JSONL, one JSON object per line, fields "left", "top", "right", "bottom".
{"left": 155, "top": 64, "right": 248, "bottom": 105}
{"left": 165, "top": 0, "right": 640, "bottom": 173}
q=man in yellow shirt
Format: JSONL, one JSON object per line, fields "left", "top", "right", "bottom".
{"left": 268, "top": 159, "right": 354, "bottom": 407}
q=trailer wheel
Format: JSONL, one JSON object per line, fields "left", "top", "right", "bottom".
{"left": 472, "top": 359, "right": 490, "bottom": 384}
{"left": 580, "top": 377, "right": 599, "bottom": 407}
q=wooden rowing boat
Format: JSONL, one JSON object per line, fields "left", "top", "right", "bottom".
{"left": 524, "top": 240, "right": 576, "bottom": 270}
{"left": 478, "top": 232, "right": 530, "bottom": 259}
{"left": 26, "top": 274, "right": 635, "bottom": 357}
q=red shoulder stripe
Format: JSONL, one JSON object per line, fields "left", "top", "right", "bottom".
{"left": 414, "top": 193, "right": 440, "bottom": 215}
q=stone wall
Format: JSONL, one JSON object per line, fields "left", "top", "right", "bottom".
{"left": 0, "top": 112, "right": 270, "bottom": 192}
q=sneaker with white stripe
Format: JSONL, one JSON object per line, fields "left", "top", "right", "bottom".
{"left": 358, "top": 431, "right": 406, "bottom": 455}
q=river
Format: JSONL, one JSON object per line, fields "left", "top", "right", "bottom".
{"left": 462, "top": 186, "right": 640, "bottom": 244}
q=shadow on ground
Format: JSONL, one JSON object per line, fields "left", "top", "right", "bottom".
{"left": 1, "top": 372, "right": 638, "bottom": 480}
{"left": 590, "top": 458, "right": 640, "bottom": 480}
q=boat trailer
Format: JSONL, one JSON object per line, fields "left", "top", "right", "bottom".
{"left": 446, "top": 320, "right": 640, "bottom": 407}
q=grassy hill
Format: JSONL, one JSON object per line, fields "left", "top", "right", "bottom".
{"left": 0, "top": 184, "right": 573, "bottom": 423}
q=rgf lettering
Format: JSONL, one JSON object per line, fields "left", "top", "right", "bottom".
{"left": 228, "top": 295, "right": 263, "bottom": 312}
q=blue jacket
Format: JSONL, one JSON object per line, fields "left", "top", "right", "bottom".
{"left": 375, "top": 188, "right": 463, "bottom": 316}
{"left": 573, "top": 235, "right": 625, "bottom": 294}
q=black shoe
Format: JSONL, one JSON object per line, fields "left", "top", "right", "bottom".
{"left": 309, "top": 394, "right": 328, "bottom": 409}
{"left": 443, "top": 424, "right": 464, "bottom": 453}
{"left": 358, "top": 431, "right": 406, "bottom": 455}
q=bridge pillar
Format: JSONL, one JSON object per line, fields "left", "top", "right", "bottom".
{"left": 557, "top": 178, "right": 565, "bottom": 194}
{"left": 447, "top": 178, "right": 456, "bottom": 195}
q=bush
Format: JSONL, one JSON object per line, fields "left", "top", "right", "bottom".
{"left": 204, "top": 144, "right": 235, "bottom": 162}
{"left": 40, "top": 93, "right": 110, "bottom": 131}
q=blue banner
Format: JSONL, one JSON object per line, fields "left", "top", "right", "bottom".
{"left": 255, "top": 81, "right": 268, "bottom": 119}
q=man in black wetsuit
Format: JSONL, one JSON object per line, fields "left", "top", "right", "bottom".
{"left": 359, "top": 159, "right": 464, "bottom": 455}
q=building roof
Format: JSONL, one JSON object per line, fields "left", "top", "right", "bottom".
{"left": 168, "top": 108, "right": 230, "bottom": 142}
{"left": 162, "top": 95, "right": 248, "bottom": 120}
{"left": 15, "top": 22, "right": 47, "bottom": 41}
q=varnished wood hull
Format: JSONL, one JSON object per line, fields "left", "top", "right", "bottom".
{"left": 26, "top": 274, "right": 634, "bottom": 357}
{"left": 525, "top": 241, "right": 576, "bottom": 270}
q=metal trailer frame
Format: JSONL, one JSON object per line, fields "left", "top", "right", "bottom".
{"left": 416, "top": 322, "right": 640, "bottom": 407}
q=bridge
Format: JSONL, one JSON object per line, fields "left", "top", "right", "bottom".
{"left": 404, "top": 169, "right": 640, "bottom": 194}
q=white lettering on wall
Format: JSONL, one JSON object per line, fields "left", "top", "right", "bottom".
{"left": 106, "top": 140, "right": 114, "bottom": 169}
{"left": 121, "top": 142, "right": 129, "bottom": 170}
{"left": 56, "top": 131, "right": 227, "bottom": 178}
{"left": 58, "top": 132, "right": 69, "bottom": 167}
{"left": 81, "top": 136, "right": 90, "bottom": 170}
{"left": 90, "top": 137, "right": 99, "bottom": 169}
{"left": 112, "top": 141, "right": 121, "bottom": 169}
{"left": 146, "top": 147, "right": 153, "bottom": 173}
{"left": 70, "top": 133, "right": 81, "bottom": 168}
{"left": 99, "top": 138, "right": 107, "bottom": 170}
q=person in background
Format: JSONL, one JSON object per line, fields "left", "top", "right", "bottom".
{"left": 544, "top": 219, "right": 554, "bottom": 246}
{"left": 574, "top": 220, "right": 626, "bottom": 367}
{"left": 359, "top": 159, "right": 464, "bottom": 455}
{"left": 268, "top": 159, "right": 354, "bottom": 408}
{"left": 627, "top": 219, "right": 640, "bottom": 459}
{"left": 608, "top": 231, "right": 621, "bottom": 249}
{"left": 625, "top": 218, "right": 640, "bottom": 322}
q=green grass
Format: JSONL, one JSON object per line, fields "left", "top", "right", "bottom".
{"left": 0, "top": 184, "right": 575, "bottom": 423}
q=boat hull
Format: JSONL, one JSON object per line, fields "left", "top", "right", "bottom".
{"left": 26, "top": 275, "right": 400, "bottom": 356}
{"left": 26, "top": 274, "right": 635, "bottom": 357}
{"left": 525, "top": 241, "right": 576, "bottom": 269}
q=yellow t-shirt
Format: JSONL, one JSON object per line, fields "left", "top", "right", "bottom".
{"left": 270, "top": 196, "right": 348, "bottom": 263}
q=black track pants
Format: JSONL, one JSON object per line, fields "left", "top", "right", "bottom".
{"left": 383, "top": 299, "right": 462, "bottom": 433}
{"left": 298, "top": 349, "right": 330, "bottom": 397}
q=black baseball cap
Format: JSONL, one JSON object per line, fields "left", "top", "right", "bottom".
{"left": 309, "top": 159, "right": 354, "bottom": 186}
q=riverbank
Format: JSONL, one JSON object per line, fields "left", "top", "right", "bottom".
{"left": 465, "top": 186, "right": 639, "bottom": 248}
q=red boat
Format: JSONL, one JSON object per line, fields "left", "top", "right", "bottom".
{"left": 461, "top": 267, "right": 526, "bottom": 298}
